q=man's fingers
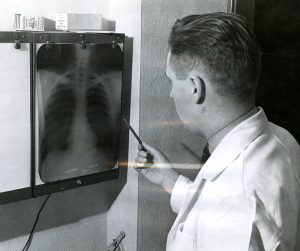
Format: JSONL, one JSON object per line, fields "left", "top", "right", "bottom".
{"left": 135, "top": 156, "right": 148, "bottom": 163}
{"left": 135, "top": 162, "right": 145, "bottom": 169}
{"left": 138, "top": 142, "right": 160, "bottom": 158}
{"left": 140, "top": 142, "right": 160, "bottom": 155}
{"left": 138, "top": 151, "right": 148, "bottom": 158}
{"left": 134, "top": 162, "right": 152, "bottom": 170}
{"left": 134, "top": 155, "right": 154, "bottom": 170}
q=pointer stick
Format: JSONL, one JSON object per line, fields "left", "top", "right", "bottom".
{"left": 122, "top": 117, "right": 153, "bottom": 166}
{"left": 122, "top": 117, "right": 143, "bottom": 145}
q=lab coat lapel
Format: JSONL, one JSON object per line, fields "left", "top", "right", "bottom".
{"left": 197, "top": 108, "right": 269, "bottom": 182}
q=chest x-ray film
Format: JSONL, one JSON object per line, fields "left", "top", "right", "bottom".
{"left": 36, "top": 43, "right": 123, "bottom": 183}
{"left": 0, "top": 43, "right": 31, "bottom": 193}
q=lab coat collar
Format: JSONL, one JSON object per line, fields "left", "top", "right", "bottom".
{"left": 197, "top": 107, "right": 269, "bottom": 182}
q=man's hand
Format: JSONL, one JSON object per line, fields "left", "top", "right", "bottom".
{"left": 135, "top": 142, "right": 179, "bottom": 194}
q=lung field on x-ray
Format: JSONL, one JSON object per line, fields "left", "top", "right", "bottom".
{"left": 37, "top": 43, "right": 123, "bottom": 183}
{"left": 41, "top": 83, "right": 76, "bottom": 161}
{"left": 86, "top": 83, "right": 114, "bottom": 150}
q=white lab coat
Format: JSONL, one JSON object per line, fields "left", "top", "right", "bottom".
{"left": 166, "top": 108, "right": 300, "bottom": 251}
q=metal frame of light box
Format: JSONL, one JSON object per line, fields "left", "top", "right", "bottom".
{"left": 0, "top": 31, "right": 127, "bottom": 204}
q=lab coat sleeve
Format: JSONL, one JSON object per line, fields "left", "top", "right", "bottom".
{"left": 249, "top": 224, "right": 280, "bottom": 251}
{"left": 170, "top": 175, "right": 193, "bottom": 214}
{"left": 248, "top": 192, "right": 281, "bottom": 251}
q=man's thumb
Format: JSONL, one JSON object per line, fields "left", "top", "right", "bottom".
{"left": 141, "top": 141, "right": 159, "bottom": 155}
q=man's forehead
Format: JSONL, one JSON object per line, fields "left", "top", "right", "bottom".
{"left": 167, "top": 51, "right": 172, "bottom": 61}
{"left": 165, "top": 62, "right": 176, "bottom": 79}
{"left": 166, "top": 52, "right": 177, "bottom": 77}
{"left": 166, "top": 52, "right": 192, "bottom": 81}
{"left": 166, "top": 51, "right": 174, "bottom": 66}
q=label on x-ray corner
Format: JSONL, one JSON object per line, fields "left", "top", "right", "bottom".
{"left": 56, "top": 13, "right": 68, "bottom": 30}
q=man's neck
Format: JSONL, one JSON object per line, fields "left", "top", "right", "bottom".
{"left": 202, "top": 103, "right": 256, "bottom": 140}
{"left": 207, "top": 107, "right": 258, "bottom": 153}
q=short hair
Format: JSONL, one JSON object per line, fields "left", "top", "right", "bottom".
{"left": 168, "top": 12, "right": 261, "bottom": 100}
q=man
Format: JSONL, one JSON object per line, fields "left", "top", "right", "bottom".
{"left": 135, "top": 13, "right": 300, "bottom": 250}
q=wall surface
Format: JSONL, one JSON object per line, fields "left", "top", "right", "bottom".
{"left": 139, "top": 1, "right": 228, "bottom": 250}
{"left": 0, "top": 184, "right": 109, "bottom": 251}
{"left": 0, "top": 1, "right": 140, "bottom": 251}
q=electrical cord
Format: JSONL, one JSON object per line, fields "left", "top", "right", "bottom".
{"left": 21, "top": 194, "right": 51, "bottom": 251}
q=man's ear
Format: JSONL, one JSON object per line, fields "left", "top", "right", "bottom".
{"left": 190, "top": 76, "right": 206, "bottom": 104}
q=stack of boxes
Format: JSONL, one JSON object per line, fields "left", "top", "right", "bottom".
{"left": 14, "top": 13, "right": 103, "bottom": 31}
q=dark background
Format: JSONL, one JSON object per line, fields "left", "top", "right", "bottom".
{"left": 254, "top": 0, "right": 300, "bottom": 141}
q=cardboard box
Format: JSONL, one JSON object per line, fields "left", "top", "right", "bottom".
{"left": 56, "top": 13, "right": 102, "bottom": 31}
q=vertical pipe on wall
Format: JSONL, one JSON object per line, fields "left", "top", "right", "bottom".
{"left": 227, "top": 0, "right": 237, "bottom": 13}
{"left": 30, "top": 43, "right": 36, "bottom": 198}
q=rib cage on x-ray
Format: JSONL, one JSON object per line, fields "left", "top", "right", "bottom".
{"left": 37, "top": 43, "right": 123, "bottom": 183}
